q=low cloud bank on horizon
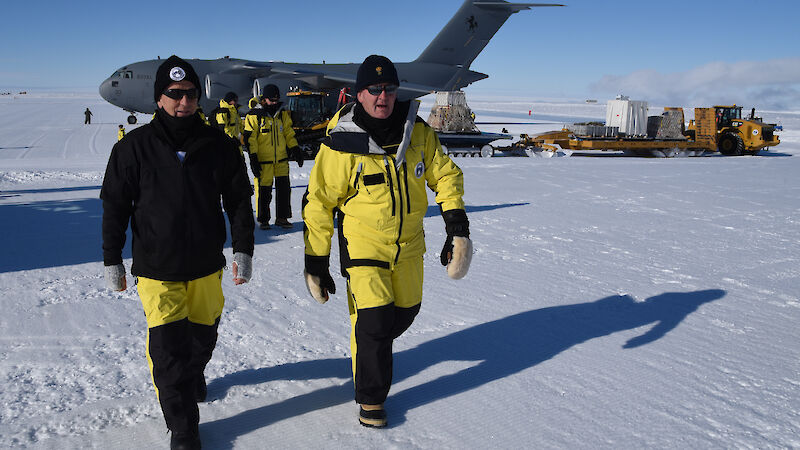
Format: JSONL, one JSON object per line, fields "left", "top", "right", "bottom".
{"left": 589, "top": 58, "right": 800, "bottom": 111}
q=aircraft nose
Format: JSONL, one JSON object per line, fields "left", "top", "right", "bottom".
{"left": 99, "top": 78, "right": 115, "bottom": 103}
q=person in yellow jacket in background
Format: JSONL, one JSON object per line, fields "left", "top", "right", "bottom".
{"left": 196, "top": 105, "right": 209, "bottom": 125}
{"left": 211, "top": 92, "right": 243, "bottom": 149}
{"left": 302, "top": 55, "right": 473, "bottom": 428}
{"left": 244, "top": 84, "right": 303, "bottom": 230}
{"left": 117, "top": 124, "right": 125, "bottom": 141}
{"left": 247, "top": 96, "right": 259, "bottom": 110}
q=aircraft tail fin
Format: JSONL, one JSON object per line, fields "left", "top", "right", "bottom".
{"left": 415, "top": 0, "right": 563, "bottom": 68}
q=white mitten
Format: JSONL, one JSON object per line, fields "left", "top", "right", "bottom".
{"left": 233, "top": 252, "right": 252, "bottom": 283}
{"left": 105, "top": 264, "right": 126, "bottom": 291}
{"left": 447, "top": 236, "right": 473, "bottom": 280}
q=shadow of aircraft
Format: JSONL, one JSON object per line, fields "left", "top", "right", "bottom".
{"left": 0, "top": 198, "right": 111, "bottom": 272}
{"left": 200, "top": 289, "right": 724, "bottom": 447}
{"left": 0, "top": 185, "right": 102, "bottom": 195}
{"left": 0, "top": 195, "right": 262, "bottom": 272}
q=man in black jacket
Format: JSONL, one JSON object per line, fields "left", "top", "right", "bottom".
{"left": 101, "top": 55, "right": 254, "bottom": 450}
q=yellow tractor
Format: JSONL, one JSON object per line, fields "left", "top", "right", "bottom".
{"left": 286, "top": 90, "right": 332, "bottom": 160}
{"left": 688, "top": 105, "right": 780, "bottom": 155}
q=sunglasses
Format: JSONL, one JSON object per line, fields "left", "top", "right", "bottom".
{"left": 366, "top": 84, "right": 399, "bottom": 96}
{"left": 163, "top": 88, "right": 199, "bottom": 100}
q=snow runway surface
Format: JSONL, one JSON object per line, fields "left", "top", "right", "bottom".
{"left": 1, "top": 92, "right": 798, "bottom": 448}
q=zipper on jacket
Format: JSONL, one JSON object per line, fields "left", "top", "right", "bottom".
{"left": 353, "top": 162, "right": 363, "bottom": 189}
{"left": 273, "top": 110, "right": 283, "bottom": 163}
{"left": 343, "top": 162, "right": 363, "bottom": 207}
{"left": 386, "top": 155, "right": 405, "bottom": 265}
{"left": 402, "top": 161, "right": 411, "bottom": 214}
{"left": 383, "top": 157, "right": 396, "bottom": 216}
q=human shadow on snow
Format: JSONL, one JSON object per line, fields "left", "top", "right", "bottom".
{"left": 425, "top": 202, "right": 529, "bottom": 218}
{"left": 201, "top": 288, "right": 724, "bottom": 447}
{"left": 0, "top": 182, "right": 526, "bottom": 272}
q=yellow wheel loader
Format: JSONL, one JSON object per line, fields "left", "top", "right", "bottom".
{"left": 688, "top": 105, "right": 780, "bottom": 155}
{"left": 286, "top": 90, "right": 332, "bottom": 160}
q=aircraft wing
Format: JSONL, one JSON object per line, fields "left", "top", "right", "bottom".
{"left": 228, "top": 62, "right": 445, "bottom": 97}
{"left": 270, "top": 66, "right": 354, "bottom": 84}
{"left": 212, "top": 62, "right": 351, "bottom": 90}
{"left": 473, "top": 2, "right": 564, "bottom": 11}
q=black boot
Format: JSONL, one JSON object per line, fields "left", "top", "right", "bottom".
{"left": 359, "top": 405, "right": 387, "bottom": 428}
{"left": 170, "top": 431, "right": 201, "bottom": 450}
{"left": 194, "top": 374, "right": 207, "bottom": 403}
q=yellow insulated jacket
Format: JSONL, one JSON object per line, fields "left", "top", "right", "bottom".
{"left": 197, "top": 109, "right": 209, "bottom": 125}
{"left": 244, "top": 106, "right": 298, "bottom": 179}
{"left": 303, "top": 101, "right": 464, "bottom": 271}
{"left": 212, "top": 99, "right": 242, "bottom": 141}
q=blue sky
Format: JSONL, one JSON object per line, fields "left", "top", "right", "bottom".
{"left": 2, "top": 0, "right": 799, "bottom": 108}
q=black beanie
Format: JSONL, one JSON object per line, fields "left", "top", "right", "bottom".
{"left": 153, "top": 55, "right": 202, "bottom": 103}
{"left": 223, "top": 91, "right": 238, "bottom": 103}
{"left": 354, "top": 55, "right": 399, "bottom": 92}
{"left": 262, "top": 84, "right": 280, "bottom": 100}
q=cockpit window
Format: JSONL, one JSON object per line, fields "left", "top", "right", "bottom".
{"left": 112, "top": 71, "right": 133, "bottom": 78}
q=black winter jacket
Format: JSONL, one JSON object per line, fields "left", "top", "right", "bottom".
{"left": 101, "top": 112, "right": 254, "bottom": 281}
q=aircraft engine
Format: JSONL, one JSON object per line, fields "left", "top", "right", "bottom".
{"left": 253, "top": 78, "right": 297, "bottom": 99}
{"left": 204, "top": 73, "right": 252, "bottom": 101}
{"left": 253, "top": 78, "right": 272, "bottom": 99}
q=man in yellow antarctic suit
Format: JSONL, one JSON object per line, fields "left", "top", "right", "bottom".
{"left": 302, "top": 55, "right": 473, "bottom": 428}
{"left": 211, "top": 92, "right": 242, "bottom": 148}
{"left": 244, "top": 84, "right": 303, "bottom": 229}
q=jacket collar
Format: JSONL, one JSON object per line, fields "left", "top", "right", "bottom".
{"left": 327, "top": 100, "right": 420, "bottom": 168}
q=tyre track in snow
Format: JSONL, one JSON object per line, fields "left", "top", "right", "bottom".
{"left": 16, "top": 133, "right": 48, "bottom": 160}
{"left": 60, "top": 128, "right": 76, "bottom": 159}
{"left": 88, "top": 124, "right": 101, "bottom": 156}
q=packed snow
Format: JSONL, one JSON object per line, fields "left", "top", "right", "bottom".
{"left": 0, "top": 91, "right": 798, "bottom": 449}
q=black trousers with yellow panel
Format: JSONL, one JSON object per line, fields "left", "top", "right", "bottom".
{"left": 255, "top": 174, "right": 291, "bottom": 224}
{"left": 137, "top": 270, "right": 225, "bottom": 434}
{"left": 346, "top": 257, "right": 422, "bottom": 405}
{"left": 254, "top": 158, "right": 291, "bottom": 225}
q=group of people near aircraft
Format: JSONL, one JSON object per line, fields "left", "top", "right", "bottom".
{"left": 101, "top": 54, "right": 472, "bottom": 450}
{"left": 207, "top": 85, "right": 305, "bottom": 230}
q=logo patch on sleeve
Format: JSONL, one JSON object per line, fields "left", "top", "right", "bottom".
{"left": 415, "top": 161, "right": 424, "bottom": 178}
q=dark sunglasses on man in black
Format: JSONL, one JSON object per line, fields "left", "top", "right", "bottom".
{"left": 366, "top": 84, "right": 399, "bottom": 96}
{"left": 163, "top": 88, "right": 199, "bottom": 100}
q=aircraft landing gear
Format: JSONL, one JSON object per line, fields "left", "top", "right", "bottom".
{"left": 127, "top": 114, "right": 137, "bottom": 125}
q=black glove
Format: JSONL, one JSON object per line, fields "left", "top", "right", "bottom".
{"left": 304, "top": 254, "right": 336, "bottom": 303}
{"left": 248, "top": 153, "right": 262, "bottom": 179}
{"left": 289, "top": 146, "right": 304, "bottom": 167}
{"left": 440, "top": 209, "right": 470, "bottom": 266}
{"left": 440, "top": 234, "right": 454, "bottom": 266}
